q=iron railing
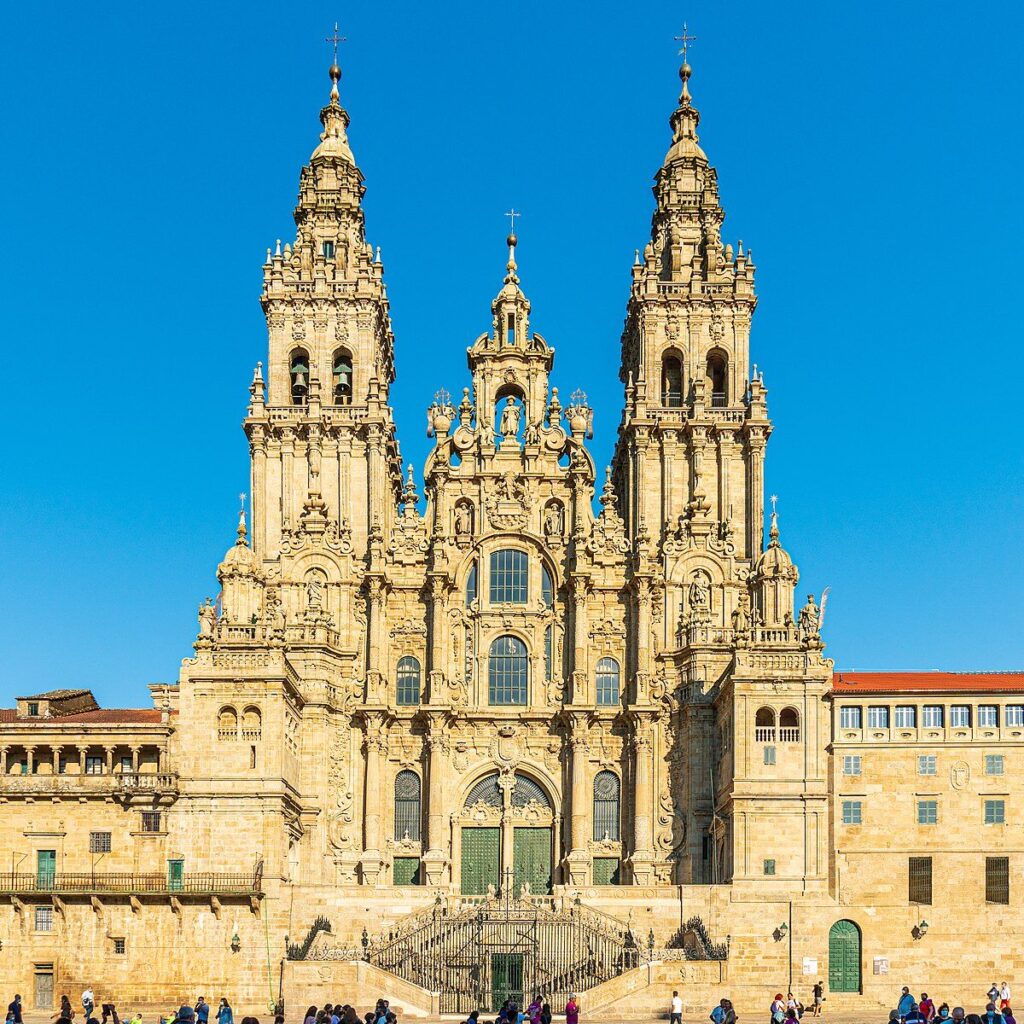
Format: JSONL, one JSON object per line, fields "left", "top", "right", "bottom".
{"left": 0, "top": 862, "right": 262, "bottom": 897}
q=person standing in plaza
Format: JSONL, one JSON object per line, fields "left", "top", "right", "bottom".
{"left": 920, "top": 994, "right": 935, "bottom": 1021}
{"left": 216, "top": 1000, "right": 233, "bottom": 1024}
{"left": 991, "top": 988, "right": 1002, "bottom": 1007}
{"left": 898, "top": 989, "right": 916, "bottom": 1019}
{"left": 771, "top": 993, "right": 786, "bottom": 1024}
{"left": 1002, "top": 988, "right": 1013, "bottom": 1012}
{"left": 811, "top": 982, "right": 824, "bottom": 1018}
{"left": 564, "top": 994, "right": 579, "bottom": 1024}
{"left": 82, "top": 990, "right": 95, "bottom": 1021}
{"left": 982, "top": 1004, "right": 1005, "bottom": 1024}
{"left": 670, "top": 992, "right": 683, "bottom": 1024}
{"left": 6, "top": 996, "right": 22, "bottom": 1024}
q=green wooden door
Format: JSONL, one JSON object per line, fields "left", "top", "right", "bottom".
{"left": 36, "top": 850, "right": 56, "bottom": 889}
{"left": 513, "top": 827, "right": 552, "bottom": 895}
{"left": 828, "top": 920, "right": 861, "bottom": 993}
{"left": 167, "top": 858, "right": 184, "bottom": 892}
{"left": 461, "top": 827, "right": 500, "bottom": 895}
{"left": 491, "top": 952, "right": 524, "bottom": 1010}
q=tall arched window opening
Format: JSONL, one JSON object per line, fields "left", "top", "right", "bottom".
{"left": 289, "top": 349, "right": 309, "bottom": 405}
{"left": 489, "top": 635, "right": 528, "bottom": 706}
{"left": 466, "top": 561, "right": 478, "bottom": 608}
{"left": 707, "top": 350, "right": 728, "bottom": 407}
{"left": 662, "top": 355, "right": 684, "bottom": 407}
{"left": 332, "top": 350, "right": 353, "bottom": 404}
{"left": 394, "top": 770, "right": 421, "bottom": 841}
{"left": 754, "top": 707, "right": 776, "bottom": 742}
{"left": 542, "top": 566, "right": 554, "bottom": 609}
{"left": 396, "top": 656, "right": 421, "bottom": 706}
{"left": 779, "top": 707, "right": 800, "bottom": 742}
{"left": 596, "top": 658, "right": 621, "bottom": 706}
{"left": 593, "top": 771, "right": 621, "bottom": 841}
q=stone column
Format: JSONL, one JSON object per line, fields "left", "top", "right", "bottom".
{"left": 104, "top": 746, "right": 115, "bottom": 774}
{"left": 635, "top": 577, "right": 653, "bottom": 681}
{"left": 629, "top": 716, "right": 656, "bottom": 884}
{"left": 570, "top": 576, "right": 591, "bottom": 704}
{"left": 250, "top": 428, "right": 267, "bottom": 555}
{"left": 745, "top": 427, "right": 768, "bottom": 559}
{"left": 51, "top": 748, "right": 60, "bottom": 774}
{"left": 427, "top": 575, "right": 447, "bottom": 702}
{"left": 360, "top": 715, "right": 387, "bottom": 885}
{"left": 25, "top": 747, "right": 35, "bottom": 775}
{"left": 280, "top": 427, "right": 295, "bottom": 531}
{"left": 422, "top": 719, "right": 448, "bottom": 886}
{"left": 78, "top": 746, "right": 87, "bottom": 773}
{"left": 565, "top": 719, "right": 591, "bottom": 886}
{"left": 131, "top": 747, "right": 140, "bottom": 773}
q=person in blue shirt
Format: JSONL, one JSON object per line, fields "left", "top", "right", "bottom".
{"left": 982, "top": 1004, "right": 1005, "bottom": 1024}
{"left": 710, "top": 1000, "right": 728, "bottom": 1024}
{"left": 898, "top": 989, "right": 916, "bottom": 1019}
{"left": 194, "top": 999, "right": 209, "bottom": 1024}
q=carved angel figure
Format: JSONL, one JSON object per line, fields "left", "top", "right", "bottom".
{"left": 198, "top": 597, "right": 217, "bottom": 638}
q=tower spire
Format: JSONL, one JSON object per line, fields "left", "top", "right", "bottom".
{"left": 313, "top": 24, "right": 354, "bottom": 164}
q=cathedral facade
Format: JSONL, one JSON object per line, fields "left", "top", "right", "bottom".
{"left": 1, "top": 50, "right": 1021, "bottom": 1016}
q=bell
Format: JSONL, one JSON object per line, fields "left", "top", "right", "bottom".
{"left": 291, "top": 372, "right": 308, "bottom": 394}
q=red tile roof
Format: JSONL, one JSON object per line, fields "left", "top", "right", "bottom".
{"left": 0, "top": 709, "right": 164, "bottom": 725}
{"left": 832, "top": 672, "right": 1024, "bottom": 694}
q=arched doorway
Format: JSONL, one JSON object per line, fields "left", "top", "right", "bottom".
{"left": 458, "top": 771, "right": 555, "bottom": 895}
{"left": 828, "top": 920, "right": 861, "bottom": 993}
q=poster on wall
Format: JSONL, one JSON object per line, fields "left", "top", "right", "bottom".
{"left": 802, "top": 958, "right": 818, "bottom": 975}
{"left": 873, "top": 957, "right": 890, "bottom": 975}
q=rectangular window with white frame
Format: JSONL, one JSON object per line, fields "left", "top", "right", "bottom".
{"left": 917, "top": 799, "right": 938, "bottom": 825}
{"left": 867, "top": 706, "right": 890, "bottom": 729}
{"left": 843, "top": 755, "right": 862, "bottom": 776}
{"left": 978, "top": 705, "right": 999, "bottom": 728}
{"left": 839, "top": 706, "right": 862, "bottom": 729}
{"left": 922, "top": 705, "right": 944, "bottom": 728}
{"left": 1006, "top": 705, "right": 1024, "bottom": 727}
{"left": 842, "top": 800, "right": 862, "bottom": 825}
{"left": 918, "top": 755, "right": 937, "bottom": 776}
{"left": 34, "top": 906, "right": 53, "bottom": 932}
{"left": 950, "top": 705, "right": 971, "bottom": 728}
{"left": 85, "top": 756, "right": 103, "bottom": 775}
{"left": 985, "top": 755, "right": 1005, "bottom": 776}
{"left": 894, "top": 705, "right": 917, "bottom": 728}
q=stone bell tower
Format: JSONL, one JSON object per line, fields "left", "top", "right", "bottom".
{"left": 612, "top": 55, "right": 832, "bottom": 888}
{"left": 245, "top": 58, "right": 403, "bottom": 563}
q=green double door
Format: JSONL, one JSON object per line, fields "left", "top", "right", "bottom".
{"left": 460, "top": 827, "right": 552, "bottom": 895}
{"left": 828, "top": 920, "right": 861, "bottom": 993}
{"left": 513, "top": 827, "right": 551, "bottom": 895}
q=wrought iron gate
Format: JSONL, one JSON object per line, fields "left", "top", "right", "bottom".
{"left": 365, "top": 887, "right": 641, "bottom": 1014}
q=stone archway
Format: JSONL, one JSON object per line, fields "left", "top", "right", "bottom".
{"left": 456, "top": 770, "right": 556, "bottom": 895}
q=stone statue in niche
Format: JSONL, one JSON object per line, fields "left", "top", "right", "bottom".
{"left": 688, "top": 571, "right": 711, "bottom": 622}
{"left": 731, "top": 592, "right": 751, "bottom": 634}
{"left": 454, "top": 503, "right": 473, "bottom": 538}
{"left": 499, "top": 397, "right": 521, "bottom": 438}
{"left": 305, "top": 571, "right": 327, "bottom": 619}
{"left": 543, "top": 504, "right": 564, "bottom": 541}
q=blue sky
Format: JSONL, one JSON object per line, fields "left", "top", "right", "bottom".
{"left": 1, "top": 1, "right": 1021, "bottom": 709}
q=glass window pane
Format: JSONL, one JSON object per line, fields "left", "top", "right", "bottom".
{"left": 396, "top": 656, "right": 421, "bottom": 706}
{"left": 979, "top": 705, "right": 999, "bottom": 727}
{"left": 917, "top": 800, "right": 938, "bottom": 825}
{"left": 950, "top": 705, "right": 971, "bottom": 728}
{"left": 593, "top": 771, "right": 620, "bottom": 841}
{"left": 489, "top": 550, "right": 528, "bottom": 604}
{"left": 842, "top": 800, "right": 862, "bottom": 825}
{"left": 596, "top": 658, "right": 620, "bottom": 706}
{"left": 894, "top": 705, "right": 917, "bottom": 728}
{"left": 488, "top": 635, "right": 528, "bottom": 705}
{"left": 922, "top": 705, "right": 944, "bottom": 728}
{"left": 985, "top": 799, "right": 1006, "bottom": 825}
{"left": 394, "top": 770, "right": 421, "bottom": 841}
{"left": 843, "top": 755, "right": 861, "bottom": 776}
{"left": 840, "top": 707, "right": 862, "bottom": 729}
{"left": 542, "top": 566, "right": 553, "bottom": 609}
{"left": 917, "top": 755, "right": 937, "bottom": 775}
{"left": 986, "top": 755, "right": 1005, "bottom": 776}
{"left": 867, "top": 706, "right": 890, "bottom": 729}
{"left": 1006, "top": 705, "right": 1024, "bottom": 727}
{"left": 466, "top": 562, "right": 477, "bottom": 607}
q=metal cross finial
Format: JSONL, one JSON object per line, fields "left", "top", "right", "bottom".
{"left": 505, "top": 209, "right": 521, "bottom": 234}
{"left": 325, "top": 22, "right": 346, "bottom": 64}
{"left": 239, "top": 492, "right": 247, "bottom": 511}
{"left": 674, "top": 22, "right": 697, "bottom": 63}
{"left": 770, "top": 494, "right": 778, "bottom": 513}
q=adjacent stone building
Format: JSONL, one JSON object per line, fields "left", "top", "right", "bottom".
{"left": 1, "top": 49, "right": 1020, "bottom": 1016}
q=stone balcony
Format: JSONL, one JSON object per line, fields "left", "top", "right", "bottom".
{"left": 0, "top": 864, "right": 263, "bottom": 900}
{"left": 0, "top": 771, "right": 179, "bottom": 804}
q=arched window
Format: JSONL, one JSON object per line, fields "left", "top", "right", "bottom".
{"left": 542, "top": 566, "right": 554, "bottom": 609}
{"left": 394, "top": 770, "right": 421, "bottom": 841}
{"left": 596, "top": 658, "right": 621, "bottom": 706}
{"left": 779, "top": 707, "right": 800, "bottom": 742}
{"left": 289, "top": 349, "right": 309, "bottom": 405}
{"left": 466, "top": 561, "right": 478, "bottom": 608}
{"left": 511, "top": 774, "right": 551, "bottom": 808}
{"left": 217, "top": 706, "right": 238, "bottom": 741}
{"left": 396, "top": 656, "right": 421, "bottom": 707}
{"left": 706, "top": 349, "right": 728, "bottom": 407}
{"left": 662, "top": 354, "right": 684, "bottom": 407}
{"left": 241, "top": 706, "right": 262, "bottom": 741}
{"left": 593, "top": 771, "right": 621, "bottom": 841}
{"left": 489, "top": 635, "right": 528, "bottom": 706}
{"left": 489, "top": 549, "right": 528, "bottom": 604}
{"left": 754, "top": 706, "right": 776, "bottom": 742}
{"left": 332, "top": 349, "right": 353, "bottom": 405}
{"left": 465, "top": 773, "right": 502, "bottom": 808}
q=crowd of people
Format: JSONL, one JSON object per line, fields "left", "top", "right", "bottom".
{"left": 4, "top": 993, "right": 260, "bottom": 1024}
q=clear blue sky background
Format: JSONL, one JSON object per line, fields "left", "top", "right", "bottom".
{"left": 1, "top": 1, "right": 1021, "bottom": 709}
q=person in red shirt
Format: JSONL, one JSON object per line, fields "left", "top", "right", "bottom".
{"left": 920, "top": 995, "right": 936, "bottom": 1022}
